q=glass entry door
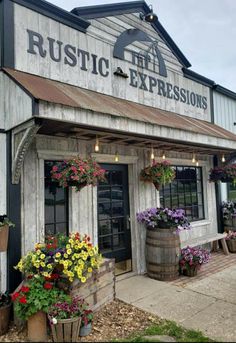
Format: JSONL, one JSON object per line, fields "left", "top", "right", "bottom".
{"left": 97, "top": 164, "right": 131, "bottom": 264}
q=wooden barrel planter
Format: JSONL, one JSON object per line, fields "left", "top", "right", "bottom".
{"left": 146, "top": 227, "right": 180, "bottom": 281}
{"left": 49, "top": 316, "right": 81, "bottom": 342}
{"left": 224, "top": 218, "right": 236, "bottom": 232}
{"left": 226, "top": 240, "right": 236, "bottom": 253}
{"left": 0, "top": 303, "right": 11, "bottom": 335}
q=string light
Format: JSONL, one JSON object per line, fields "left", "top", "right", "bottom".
{"left": 115, "top": 151, "right": 119, "bottom": 162}
{"left": 150, "top": 147, "right": 155, "bottom": 160}
{"left": 192, "top": 153, "right": 196, "bottom": 163}
{"left": 221, "top": 154, "right": 226, "bottom": 162}
{"left": 94, "top": 136, "right": 99, "bottom": 152}
{"left": 162, "top": 152, "right": 166, "bottom": 160}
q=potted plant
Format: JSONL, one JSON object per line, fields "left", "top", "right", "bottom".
{"left": 222, "top": 201, "right": 236, "bottom": 228}
{"left": 80, "top": 307, "right": 93, "bottom": 337}
{"left": 224, "top": 164, "right": 236, "bottom": 185}
{"left": 140, "top": 160, "right": 175, "bottom": 190}
{"left": 12, "top": 276, "right": 68, "bottom": 342}
{"left": 179, "top": 246, "right": 210, "bottom": 277}
{"left": 48, "top": 296, "right": 84, "bottom": 342}
{"left": 15, "top": 232, "right": 102, "bottom": 287}
{"left": 0, "top": 215, "right": 15, "bottom": 252}
{"left": 0, "top": 291, "right": 11, "bottom": 335}
{"left": 137, "top": 207, "right": 191, "bottom": 281}
{"left": 50, "top": 156, "right": 106, "bottom": 192}
{"left": 225, "top": 231, "right": 236, "bottom": 253}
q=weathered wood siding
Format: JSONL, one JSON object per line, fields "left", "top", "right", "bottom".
{"left": 38, "top": 101, "right": 236, "bottom": 151}
{"left": 14, "top": 3, "right": 211, "bottom": 120}
{"left": 0, "top": 133, "right": 7, "bottom": 291}
{"left": 0, "top": 72, "right": 32, "bottom": 130}
{"left": 213, "top": 91, "right": 236, "bottom": 134}
{"left": 21, "top": 134, "right": 217, "bottom": 274}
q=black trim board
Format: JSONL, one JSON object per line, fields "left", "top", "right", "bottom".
{"left": 13, "top": 0, "right": 90, "bottom": 33}
{"left": 72, "top": 0, "right": 191, "bottom": 68}
{"left": 1, "top": 0, "right": 14, "bottom": 68}
{"left": 6, "top": 132, "right": 22, "bottom": 292}
{"left": 0, "top": 129, "right": 5, "bottom": 133}
{"left": 183, "top": 67, "right": 215, "bottom": 88}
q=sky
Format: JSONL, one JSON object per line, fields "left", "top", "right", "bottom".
{"left": 49, "top": 0, "right": 236, "bottom": 92}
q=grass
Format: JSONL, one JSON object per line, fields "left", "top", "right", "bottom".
{"left": 114, "top": 319, "right": 214, "bottom": 342}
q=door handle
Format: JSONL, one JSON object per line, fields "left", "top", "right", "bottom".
{"left": 126, "top": 216, "right": 131, "bottom": 230}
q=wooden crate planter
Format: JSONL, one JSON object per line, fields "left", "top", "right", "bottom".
{"left": 27, "top": 311, "right": 48, "bottom": 342}
{"left": 0, "top": 224, "right": 9, "bottom": 252}
{"left": 70, "top": 258, "right": 115, "bottom": 311}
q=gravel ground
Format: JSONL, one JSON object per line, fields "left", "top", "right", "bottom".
{"left": 0, "top": 299, "right": 160, "bottom": 342}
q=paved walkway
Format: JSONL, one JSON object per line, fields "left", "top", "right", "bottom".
{"left": 116, "top": 252, "right": 236, "bottom": 342}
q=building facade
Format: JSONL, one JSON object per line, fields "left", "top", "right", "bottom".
{"left": 1, "top": 0, "right": 236, "bottom": 292}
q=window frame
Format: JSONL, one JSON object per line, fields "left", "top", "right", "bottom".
{"left": 159, "top": 165, "right": 205, "bottom": 222}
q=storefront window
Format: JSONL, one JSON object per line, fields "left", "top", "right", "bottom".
{"left": 160, "top": 166, "right": 205, "bottom": 221}
{"left": 44, "top": 161, "right": 69, "bottom": 237}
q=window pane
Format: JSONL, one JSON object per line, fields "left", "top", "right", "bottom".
{"left": 229, "top": 183, "right": 236, "bottom": 201}
{"left": 160, "top": 165, "right": 204, "bottom": 222}
{"left": 99, "top": 220, "right": 111, "bottom": 236}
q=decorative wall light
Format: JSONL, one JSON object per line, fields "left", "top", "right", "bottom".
{"left": 94, "top": 136, "right": 99, "bottom": 152}
{"left": 192, "top": 153, "right": 196, "bottom": 163}
{"left": 139, "top": 5, "right": 158, "bottom": 23}
{"left": 114, "top": 67, "right": 129, "bottom": 78}
{"left": 221, "top": 154, "right": 226, "bottom": 162}
{"left": 162, "top": 151, "right": 166, "bottom": 160}
{"left": 150, "top": 147, "right": 155, "bottom": 160}
{"left": 196, "top": 160, "right": 199, "bottom": 167}
{"left": 115, "top": 151, "right": 119, "bottom": 162}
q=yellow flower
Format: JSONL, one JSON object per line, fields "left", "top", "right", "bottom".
{"left": 67, "top": 249, "right": 72, "bottom": 255}
{"left": 40, "top": 262, "right": 45, "bottom": 267}
{"left": 81, "top": 277, "right": 86, "bottom": 283}
{"left": 66, "top": 244, "right": 71, "bottom": 249}
{"left": 55, "top": 252, "right": 61, "bottom": 258}
{"left": 36, "top": 250, "right": 41, "bottom": 255}
{"left": 69, "top": 277, "right": 73, "bottom": 282}
{"left": 88, "top": 267, "right": 92, "bottom": 273}
{"left": 74, "top": 245, "right": 79, "bottom": 250}
{"left": 64, "top": 253, "right": 68, "bottom": 259}
{"left": 40, "top": 254, "right": 45, "bottom": 260}
{"left": 89, "top": 250, "right": 94, "bottom": 257}
{"left": 47, "top": 264, "right": 53, "bottom": 269}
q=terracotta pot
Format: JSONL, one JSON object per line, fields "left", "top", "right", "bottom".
{"left": 27, "top": 311, "right": 47, "bottom": 342}
{"left": 49, "top": 316, "right": 81, "bottom": 342}
{"left": 183, "top": 267, "right": 198, "bottom": 277}
{"left": 0, "top": 225, "right": 9, "bottom": 252}
{"left": 0, "top": 303, "right": 11, "bottom": 335}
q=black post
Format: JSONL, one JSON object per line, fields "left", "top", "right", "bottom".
{"left": 7, "top": 132, "right": 22, "bottom": 292}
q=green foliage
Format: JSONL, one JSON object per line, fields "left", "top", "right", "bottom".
{"left": 0, "top": 291, "right": 11, "bottom": 307}
{"left": 0, "top": 215, "right": 15, "bottom": 227}
{"left": 12, "top": 276, "right": 69, "bottom": 321}
{"left": 114, "top": 320, "right": 214, "bottom": 342}
{"left": 140, "top": 161, "right": 175, "bottom": 189}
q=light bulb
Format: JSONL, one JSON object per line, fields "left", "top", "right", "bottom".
{"left": 162, "top": 152, "right": 166, "bottom": 160}
{"left": 221, "top": 154, "right": 226, "bottom": 162}
{"left": 150, "top": 147, "right": 155, "bottom": 160}
{"left": 94, "top": 137, "right": 99, "bottom": 152}
{"left": 115, "top": 152, "right": 119, "bottom": 162}
{"left": 192, "top": 153, "right": 196, "bottom": 163}
{"left": 196, "top": 160, "right": 199, "bottom": 167}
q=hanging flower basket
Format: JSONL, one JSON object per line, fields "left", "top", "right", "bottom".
{"left": 209, "top": 164, "right": 236, "bottom": 185}
{"left": 0, "top": 215, "right": 15, "bottom": 252}
{"left": 140, "top": 160, "right": 175, "bottom": 190}
{"left": 50, "top": 157, "right": 106, "bottom": 192}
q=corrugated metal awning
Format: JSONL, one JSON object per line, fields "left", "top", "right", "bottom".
{"left": 3, "top": 67, "right": 236, "bottom": 143}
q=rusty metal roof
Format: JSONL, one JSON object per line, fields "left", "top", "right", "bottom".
{"left": 4, "top": 68, "right": 236, "bottom": 142}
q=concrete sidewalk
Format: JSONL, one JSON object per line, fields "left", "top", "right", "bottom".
{"left": 116, "top": 266, "right": 236, "bottom": 342}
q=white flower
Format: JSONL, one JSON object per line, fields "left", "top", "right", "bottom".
{"left": 52, "top": 317, "right": 57, "bottom": 325}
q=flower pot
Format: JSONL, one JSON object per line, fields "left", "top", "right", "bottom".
{"left": 49, "top": 316, "right": 81, "bottom": 342}
{"left": 0, "top": 303, "right": 11, "bottom": 335}
{"left": 0, "top": 224, "right": 9, "bottom": 252}
{"left": 226, "top": 240, "right": 236, "bottom": 253}
{"left": 27, "top": 311, "right": 48, "bottom": 342}
{"left": 79, "top": 322, "right": 92, "bottom": 337}
{"left": 146, "top": 227, "right": 180, "bottom": 281}
{"left": 183, "top": 268, "right": 198, "bottom": 277}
